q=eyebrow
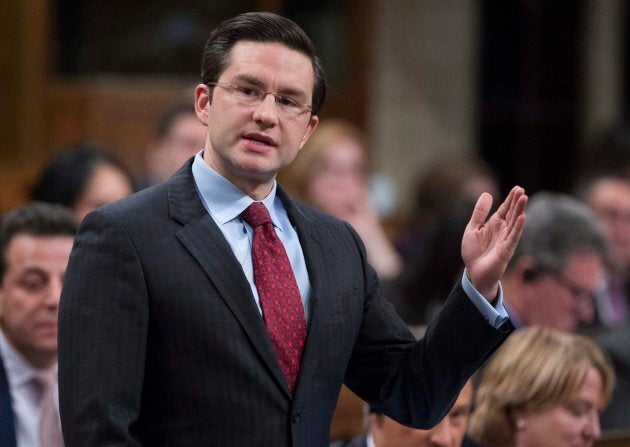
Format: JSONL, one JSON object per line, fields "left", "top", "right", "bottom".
{"left": 232, "top": 74, "right": 308, "bottom": 99}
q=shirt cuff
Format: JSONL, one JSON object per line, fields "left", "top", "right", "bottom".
{"left": 461, "top": 268, "right": 509, "bottom": 328}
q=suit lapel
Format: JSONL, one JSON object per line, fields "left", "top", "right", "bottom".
{"left": 0, "top": 356, "right": 17, "bottom": 447}
{"left": 279, "top": 189, "right": 339, "bottom": 398}
{"left": 167, "top": 162, "right": 290, "bottom": 398}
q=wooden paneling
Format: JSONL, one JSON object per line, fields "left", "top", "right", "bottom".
{"left": 595, "top": 430, "right": 630, "bottom": 447}
{"left": 2, "top": 0, "right": 373, "bottom": 212}
{"left": 45, "top": 78, "right": 196, "bottom": 176}
{"left": 330, "top": 385, "right": 365, "bottom": 442}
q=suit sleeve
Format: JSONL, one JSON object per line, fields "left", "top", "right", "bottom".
{"left": 341, "top": 222, "right": 512, "bottom": 429}
{"left": 59, "top": 209, "right": 148, "bottom": 446}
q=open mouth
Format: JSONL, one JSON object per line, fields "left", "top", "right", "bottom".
{"left": 243, "top": 133, "right": 276, "bottom": 147}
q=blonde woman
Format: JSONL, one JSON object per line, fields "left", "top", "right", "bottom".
{"left": 465, "top": 326, "right": 614, "bottom": 447}
{"left": 279, "top": 119, "right": 402, "bottom": 279}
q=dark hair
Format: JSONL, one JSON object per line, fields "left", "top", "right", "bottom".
{"left": 201, "top": 11, "right": 326, "bottom": 115}
{"left": 0, "top": 202, "right": 78, "bottom": 279}
{"left": 156, "top": 102, "right": 196, "bottom": 139}
{"left": 30, "top": 143, "right": 135, "bottom": 208}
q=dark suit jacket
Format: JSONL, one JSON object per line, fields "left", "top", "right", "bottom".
{"left": 58, "top": 160, "right": 512, "bottom": 447}
{"left": 0, "top": 355, "right": 17, "bottom": 447}
{"left": 598, "top": 322, "right": 630, "bottom": 430}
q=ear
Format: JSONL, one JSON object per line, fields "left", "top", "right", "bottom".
{"left": 297, "top": 115, "right": 319, "bottom": 152}
{"left": 194, "top": 83, "right": 211, "bottom": 126}
{"left": 510, "top": 409, "right": 529, "bottom": 431}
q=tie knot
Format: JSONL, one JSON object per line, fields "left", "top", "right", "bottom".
{"left": 33, "top": 370, "right": 56, "bottom": 389}
{"left": 241, "top": 202, "right": 272, "bottom": 228}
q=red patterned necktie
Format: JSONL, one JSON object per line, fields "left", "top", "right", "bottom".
{"left": 241, "top": 202, "right": 307, "bottom": 393}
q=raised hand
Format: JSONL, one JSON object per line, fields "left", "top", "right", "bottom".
{"left": 461, "top": 186, "right": 528, "bottom": 300}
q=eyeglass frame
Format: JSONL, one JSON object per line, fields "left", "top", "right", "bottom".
{"left": 206, "top": 82, "right": 313, "bottom": 116}
{"left": 547, "top": 269, "right": 598, "bottom": 306}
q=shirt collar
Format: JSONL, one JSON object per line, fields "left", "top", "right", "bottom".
{"left": 191, "top": 152, "right": 283, "bottom": 229}
{"left": 0, "top": 329, "right": 56, "bottom": 388}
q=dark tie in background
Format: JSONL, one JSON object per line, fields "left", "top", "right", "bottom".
{"left": 241, "top": 202, "right": 307, "bottom": 393}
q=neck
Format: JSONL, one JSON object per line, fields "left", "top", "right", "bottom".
{"left": 202, "top": 150, "right": 275, "bottom": 200}
{"left": 0, "top": 327, "right": 57, "bottom": 370}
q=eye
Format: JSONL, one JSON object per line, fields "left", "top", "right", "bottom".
{"left": 564, "top": 402, "right": 590, "bottom": 417}
{"left": 275, "top": 95, "right": 300, "bottom": 108}
{"left": 449, "top": 407, "right": 470, "bottom": 425}
{"left": 18, "top": 275, "right": 46, "bottom": 293}
{"left": 237, "top": 85, "right": 261, "bottom": 97}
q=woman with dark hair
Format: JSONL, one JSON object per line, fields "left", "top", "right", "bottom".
{"left": 31, "top": 144, "right": 135, "bottom": 220}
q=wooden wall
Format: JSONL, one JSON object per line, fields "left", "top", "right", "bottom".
{"left": 1, "top": 0, "right": 371, "bottom": 213}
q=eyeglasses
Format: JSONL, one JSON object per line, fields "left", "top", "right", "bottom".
{"left": 207, "top": 82, "right": 312, "bottom": 117}
{"left": 595, "top": 206, "right": 630, "bottom": 226}
{"left": 550, "top": 270, "right": 598, "bottom": 306}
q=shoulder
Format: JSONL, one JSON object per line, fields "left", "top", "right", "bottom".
{"left": 598, "top": 322, "right": 630, "bottom": 361}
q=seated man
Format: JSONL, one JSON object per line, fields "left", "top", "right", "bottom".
{"left": 331, "top": 379, "right": 473, "bottom": 447}
{"left": 0, "top": 202, "right": 78, "bottom": 447}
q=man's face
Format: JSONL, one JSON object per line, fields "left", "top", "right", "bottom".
{"left": 587, "top": 179, "right": 630, "bottom": 270}
{"left": 153, "top": 113, "right": 207, "bottom": 182}
{"left": 370, "top": 380, "right": 473, "bottom": 447}
{"left": 195, "top": 40, "right": 318, "bottom": 196}
{"left": 522, "top": 252, "right": 603, "bottom": 332}
{"left": 0, "top": 234, "right": 73, "bottom": 367}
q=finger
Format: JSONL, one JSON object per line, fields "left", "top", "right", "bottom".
{"left": 504, "top": 213, "right": 527, "bottom": 257}
{"left": 504, "top": 187, "right": 526, "bottom": 227}
{"left": 468, "top": 192, "right": 493, "bottom": 228}
{"left": 494, "top": 186, "right": 519, "bottom": 221}
{"left": 505, "top": 193, "right": 528, "bottom": 236}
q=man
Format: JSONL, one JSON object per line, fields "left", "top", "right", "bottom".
{"left": 144, "top": 101, "right": 207, "bottom": 186}
{"left": 577, "top": 175, "right": 630, "bottom": 327}
{"left": 500, "top": 192, "right": 607, "bottom": 332}
{"left": 597, "top": 321, "right": 630, "bottom": 429}
{"left": 0, "top": 202, "right": 77, "bottom": 447}
{"left": 331, "top": 380, "right": 473, "bottom": 447}
{"left": 58, "top": 12, "right": 527, "bottom": 447}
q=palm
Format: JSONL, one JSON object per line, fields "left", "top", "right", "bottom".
{"left": 461, "top": 186, "right": 527, "bottom": 299}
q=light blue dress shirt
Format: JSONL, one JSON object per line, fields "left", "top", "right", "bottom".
{"left": 192, "top": 153, "right": 311, "bottom": 321}
{"left": 191, "top": 153, "right": 508, "bottom": 328}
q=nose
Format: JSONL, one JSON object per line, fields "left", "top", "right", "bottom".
{"left": 428, "top": 421, "right": 455, "bottom": 447}
{"left": 252, "top": 94, "right": 279, "bottom": 128}
{"left": 583, "top": 412, "right": 602, "bottom": 442}
{"left": 44, "top": 276, "right": 63, "bottom": 309}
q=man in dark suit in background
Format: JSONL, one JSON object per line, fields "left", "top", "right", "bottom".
{"left": 0, "top": 202, "right": 77, "bottom": 447}
{"left": 331, "top": 379, "right": 473, "bottom": 447}
{"left": 598, "top": 321, "right": 630, "bottom": 430}
{"left": 58, "top": 12, "right": 527, "bottom": 447}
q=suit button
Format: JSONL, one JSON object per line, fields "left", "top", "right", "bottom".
{"left": 291, "top": 411, "right": 301, "bottom": 423}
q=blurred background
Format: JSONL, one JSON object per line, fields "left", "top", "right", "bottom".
{"left": 1, "top": 0, "right": 628, "bottom": 217}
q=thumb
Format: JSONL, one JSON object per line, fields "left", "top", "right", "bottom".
{"left": 467, "top": 192, "right": 493, "bottom": 229}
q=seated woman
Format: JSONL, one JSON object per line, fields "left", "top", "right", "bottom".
{"left": 31, "top": 143, "right": 135, "bottom": 221}
{"left": 465, "top": 326, "right": 614, "bottom": 447}
{"left": 279, "top": 119, "right": 402, "bottom": 280}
